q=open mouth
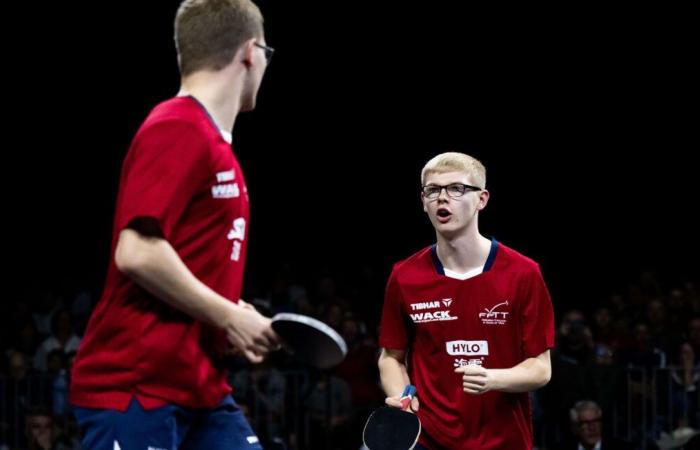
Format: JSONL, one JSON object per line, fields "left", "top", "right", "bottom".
{"left": 436, "top": 208, "right": 452, "bottom": 222}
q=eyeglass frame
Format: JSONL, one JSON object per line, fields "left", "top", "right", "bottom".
{"left": 254, "top": 42, "right": 275, "bottom": 64}
{"left": 421, "top": 183, "right": 483, "bottom": 199}
{"left": 574, "top": 417, "right": 602, "bottom": 427}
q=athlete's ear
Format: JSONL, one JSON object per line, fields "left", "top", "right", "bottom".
{"left": 421, "top": 193, "right": 428, "bottom": 213}
{"left": 241, "top": 38, "right": 257, "bottom": 68}
{"left": 477, "top": 190, "right": 490, "bottom": 211}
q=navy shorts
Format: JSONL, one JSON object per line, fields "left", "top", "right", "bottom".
{"left": 73, "top": 396, "right": 262, "bottom": 450}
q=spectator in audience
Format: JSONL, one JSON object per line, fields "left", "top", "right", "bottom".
{"left": 621, "top": 322, "right": 667, "bottom": 370}
{"left": 32, "top": 291, "right": 63, "bottom": 337}
{"left": 582, "top": 343, "right": 627, "bottom": 434}
{"left": 4, "top": 302, "right": 43, "bottom": 357}
{"left": 558, "top": 309, "right": 594, "bottom": 365}
{"left": 686, "top": 317, "right": 700, "bottom": 357}
{"left": 23, "top": 406, "right": 77, "bottom": 450}
{"left": 34, "top": 310, "right": 80, "bottom": 372}
{"left": 670, "top": 341, "right": 700, "bottom": 429}
{"left": 333, "top": 315, "right": 383, "bottom": 448}
{"left": 3, "top": 351, "right": 51, "bottom": 428}
{"left": 303, "top": 373, "right": 352, "bottom": 450}
{"left": 685, "top": 281, "right": 700, "bottom": 314}
{"left": 230, "top": 359, "right": 287, "bottom": 446}
{"left": 568, "top": 400, "right": 634, "bottom": 449}
{"left": 68, "top": 287, "right": 93, "bottom": 336}
{"left": 313, "top": 275, "right": 349, "bottom": 312}
{"left": 646, "top": 298, "right": 671, "bottom": 351}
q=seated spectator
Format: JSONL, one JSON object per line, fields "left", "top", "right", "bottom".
{"left": 34, "top": 310, "right": 80, "bottom": 372}
{"left": 568, "top": 400, "right": 634, "bottom": 450}
{"left": 670, "top": 342, "right": 700, "bottom": 429}
{"left": 24, "top": 407, "right": 56, "bottom": 450}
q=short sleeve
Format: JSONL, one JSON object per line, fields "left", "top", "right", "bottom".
{"left": 379, "top": 266, "right": 409, "bottom": 350}
{"left": 519, "top": 264, "right": 555, "bottom": 358}
{"left": 115, "top": 121, "right": 211, "bottom": 239}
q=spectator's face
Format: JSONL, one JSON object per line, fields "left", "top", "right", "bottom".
{"left": 47, "top": 353, "right": 64, "bottom": 374}
{"left": 8, "top": 352, "right": 28, "bottom": 380}
{"left": 635, "top": 323, "right": 651, "bottom": 345}
{"left": 594, "top": 345, "right": 614, "bottom": 365}
{"left": 341, "top": 319, "right": 359, "bottom": 344}
{"left": 26, "top": 414, "right": 53, "bottom": 446}
{"left": 573, "top": 409, "right": 602, "bottom": 445}
{"left": 296, "top": 297, "right": 315, "bottom": 316}
{"left": 562, "top": 310, "right": 586, "bottom": 329}
{"left": 560, "top": 310, "right": 588, "bottom": 346}
{"left": 19, "top": 321, "right": 37, "bottom": 344}
{"left": 56, "top": 311, "right": 72, "bottom": 335}
{"left": 646, "top": 300, "right": 666, "bottom": 325}
{"left": 688, "top": 319, "right": 700, "bottom": 345}
{"left": 594, "top": 307, "right": 612, "bottom": 328}
{"left": 325, "top": 305, "right": 343, "bottom": 329}
{"left": 669, "top": 289, "right": 686, "bottom": 310}
{"left": 680, "top": 342, "right": 695, "bottom": 362}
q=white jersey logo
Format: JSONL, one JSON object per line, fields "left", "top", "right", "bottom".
{"left": 409, "top": 310, "right": 457, "bottom": 323}
{"left": 227, "top": 218, "right": 246, "bottom": 261}
{"left": 216, "top": 169, "right": 235, "bottom": 182}
{"left": 446, "top": 340, "right": 489, "bottom": 356}
{"left": 410, "top": 301, "right": 440, "bottom": 311}
{"left": 454, "top": 358, "right": 484, "bottom": 367}
{"left": 212, "top": 183, "right": 240, "bottom": 199}
{"left": 479, "top": 301, "right": 509, "bottom": 325}
{"left": 409, "top": 298, "right": 458, "bottom": 323}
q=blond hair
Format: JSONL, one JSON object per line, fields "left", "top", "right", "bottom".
{"left": 421, "top": 152, "right": 486, "bottom": 188}
{"left": 175, "top": 0, "right": 264, "bottom": 76}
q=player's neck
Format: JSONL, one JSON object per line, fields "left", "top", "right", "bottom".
{"left": 178, "top": 72, "right": 242, "bottom": 133}
{"left": 435, "top": 231, "right": 491, "bottom": 274}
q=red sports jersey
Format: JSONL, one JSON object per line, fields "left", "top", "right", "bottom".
{"left": 71, "top": 96, "right": 249, "bottom": 410}
{"left": 379, "top": 239, "right": 555, "bottom": 449}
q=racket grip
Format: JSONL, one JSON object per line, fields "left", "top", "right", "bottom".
{"left": 399, "top": 384, "right": 416, "bottom": 410}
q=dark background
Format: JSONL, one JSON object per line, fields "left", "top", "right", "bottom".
{"left": 13, "top": 1, "right": 698, "bottom": 312}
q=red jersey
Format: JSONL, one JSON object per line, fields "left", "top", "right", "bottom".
{"left": 71, "top": 96, "right": 249, "bottom": 410}
{"left": 379, "top": 239, "right": 555, "bottom": 449}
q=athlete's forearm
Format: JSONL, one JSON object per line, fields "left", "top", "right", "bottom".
{"left": 115, "top": 228, "right": 238, "bottom": 328}
{"left": 490, "top": 350, "right": 551, "bottom": 393}
{"left": 378, "top": 348, "right": 411, "bottom": 397}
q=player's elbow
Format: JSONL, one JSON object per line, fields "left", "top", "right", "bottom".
{"left": 377, "top": 349, "right": 390, "bottom": 371}
{"left": 114, "top": 229, "right": 157, "bottom": 277}
{"left": 377, "top": 348, "right": 405, "bottom": 371}
{"left": 532, "top": 350, "right": 552, "bottom": 389}
{"left": 539, "top": 364, "right": 552, "bottom": 387}
{"left": 535, "top": 360, "right": 552, "bottom": 388}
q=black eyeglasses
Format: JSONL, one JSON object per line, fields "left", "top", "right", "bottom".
{"left": 254, "top": 42, "right": 275, "bottom": 64}
{"left": 575, "top": 418, "right": 602, "bottom": 427}
{"left": 422, "top": 183, "right": 482, "bottom": 199}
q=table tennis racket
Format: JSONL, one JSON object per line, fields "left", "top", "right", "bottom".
{"left": 363, "top": 385, "right": 420, "bottom": 450}
{"left": 271, "top": 312, "right": 347, "bottom": 369}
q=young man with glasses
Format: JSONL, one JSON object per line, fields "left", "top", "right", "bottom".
{"left": 70, "top": 1, "right": 277, "bottom": 448}
{"left": 378, "top": 152, "right": 555, "bottom": 449}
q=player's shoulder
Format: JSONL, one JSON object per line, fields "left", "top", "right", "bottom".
{"left": 138, "top": 97, "right": 212, "bottom": 140}
{"left": 390, "top": 245, "right": 434, "bottom": 278}
{"left": 494, "top": 240, "right": 541, "bottom": 275}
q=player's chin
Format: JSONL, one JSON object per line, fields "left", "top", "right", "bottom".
{"left": 435, "top": 222, "right": 462, "bottom": 238}
{"left": 240, "top": 93, "right": 258, "bottom": 112}
{"left": 240, "top": 100, "right": 256, "bottom": 112}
